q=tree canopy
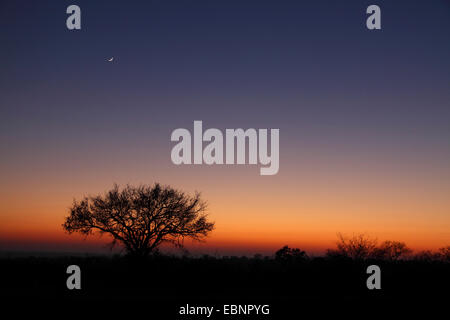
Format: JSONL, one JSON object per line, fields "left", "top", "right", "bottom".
{"left": 63, "top": 184, "right": 215, "bottom": 257}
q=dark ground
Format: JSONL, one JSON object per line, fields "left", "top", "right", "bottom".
{"left": 1, "top": 254, "right": 448, "bottom": 318}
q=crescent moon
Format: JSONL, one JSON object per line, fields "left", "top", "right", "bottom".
{"left": 108, "top": 57, "right": 114, "bottom": 62}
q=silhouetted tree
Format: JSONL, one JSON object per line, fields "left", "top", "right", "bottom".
{"left": 372, "top": 241, "right": 412, "bottom": 261}
{"left": 275, "top": 245, "right": 308, "bottom": 262}
{"left": 332, "top": 233, "right": 378, "bottom": 260}
{"left": 413, "top": 250, "right": 439, "bottom": 262}
{"left": 438, "top": 246, "right": 450, "bottom": 263}
{"left": 63, "top": 184, "right": 215, "bottom": 257}
{"left": 411, "top": 247, "right": 450, "bottom": 262}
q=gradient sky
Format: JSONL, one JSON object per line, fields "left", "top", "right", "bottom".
{"left": 1, "top": 0, "right": 449, "bottom": 255}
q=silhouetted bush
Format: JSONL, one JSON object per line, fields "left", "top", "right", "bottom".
{"left": 438, "top": 246, "right": 450, "bottom": 262}
{"left": 275, "top": 245, "right": 308, "bottom": 263}
{"left": 372, "top": 241, "right": 412, "bottom": 261}
{"left": 333, "top": 233, "right": 378, "bottom": 260}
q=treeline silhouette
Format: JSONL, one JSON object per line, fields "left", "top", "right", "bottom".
{"left": 318, "top": 233, "right": 449, "bottom": 262}
{"left": 1, "top": 234, "right": 448, "bottom": 318}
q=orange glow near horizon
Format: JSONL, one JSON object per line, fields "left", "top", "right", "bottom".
{"left": 1, "top": 156, "right": 449, "bottom": 255}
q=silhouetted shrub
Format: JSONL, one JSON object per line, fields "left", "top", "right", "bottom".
{"left": 412, "top": 250, "right": 440, "bottom": 262}
{"left": 372, "top": 241, "right": 412, "bottom": 261}
{"left": 438, "top": 246, "right": 450, "bottom": 263}
{"left": 275, "top": 245, "right": 308, "bottom": 263}
{"left": 333, "top": 233, "right": 378, "bottom": 260}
